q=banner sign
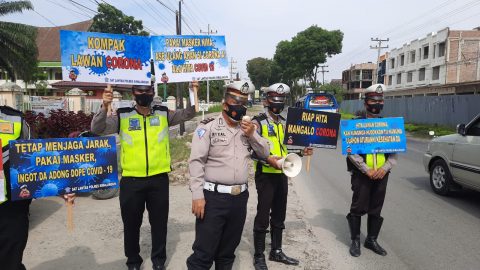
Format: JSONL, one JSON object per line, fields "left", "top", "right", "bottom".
{"left": 60, "top": 30, "right": 152, "bottom": 85}
{"left": 151, "top": 35, "right": 229, "bottom": 83}
{"left": 340, "top": 117, "right": 407, "bottom": 155}
{"left": 9, "top": 137, "right": 118, "bottom": 201}
{"left": 284, "top": 107, "right": 341, "bottom": 148}
{"left": 30, "top": 97, "right": 68, "bottom": 115}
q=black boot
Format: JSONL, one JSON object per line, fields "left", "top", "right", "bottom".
{"left": 364, "top": 215, "right": 387, "bottom": 256}
{"left": 253, "top": 232, "right": 268, "bottom": 270}
{"left": 269, "top": 229, "right": 299, "bottom": 265}
{"left": 346, "top": 213, "right": 361, "bottom": 257}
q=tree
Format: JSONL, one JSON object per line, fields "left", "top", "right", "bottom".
{"left": 89, "top": 3, "right": 149, "bottom": 36}
{"left": 0, "top": 0, "right": 38, "bottom": 82}
{"left": 246, "top": 57, "right": 271, "bottom": 89}
{"left": 319, "top": 83, "right": 344, "bottom": 103}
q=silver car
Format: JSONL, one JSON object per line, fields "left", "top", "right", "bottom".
{"left": 423, "top": 114, "right": 480, "bottom": 195}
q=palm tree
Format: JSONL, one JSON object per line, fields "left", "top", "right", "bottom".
{"left": 0, "top": 0, "right": 38, "bottom": 82}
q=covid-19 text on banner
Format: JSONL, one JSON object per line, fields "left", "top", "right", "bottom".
{"left": 60, "top": 30, "right": 152, "bottom": 85}
{"left": 151, "top": 35, "right": 229, "bottom": 83}
{"left": 284, "top": 107, "right": 340, "bottom": 148}
{"left": 340, "top": 117, "right": 407, "bottom": 155}
{"left": 9, "top": 137, "right": 118, "bottom": 201}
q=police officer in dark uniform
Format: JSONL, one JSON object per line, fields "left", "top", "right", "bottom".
{"left": 91, "top": 82, "right": 198, "bottom": 270}
{"left": 251, "top": 83, "right": 312, "bottom": 270}
{"left": 0, "top": 105, "right": 31, "bottom": 270}
{"left": 187, "top": 81, "right": 270, "bottom": 270}
{"left": 346, "top": 84, "right": 397, "bottom": 257}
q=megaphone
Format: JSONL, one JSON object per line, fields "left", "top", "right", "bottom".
{"left": 276, "top": 153, "right": 303, "bottom": 178}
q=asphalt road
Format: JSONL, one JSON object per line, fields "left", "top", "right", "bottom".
{"left": 293, "top": 137, "right": 480, "bottom": 270}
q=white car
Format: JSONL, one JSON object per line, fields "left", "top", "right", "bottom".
{"left": 423, "top": 114, "right": 480, "bottom": 195}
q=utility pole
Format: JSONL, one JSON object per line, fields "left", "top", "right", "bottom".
{"left": 200, "top": 24, "right": 218, "bottom": 104}
{"left": 318, "top": 65, "right": 329, "bottom": 86}
{"left": 176, "top": 0, "right": 185, "bottom": 135}
{"left": 370, "top": 38, "right": 389, "bottom": 84}
{"left": 229, "top": 57, "right": 237, "bottom": 82}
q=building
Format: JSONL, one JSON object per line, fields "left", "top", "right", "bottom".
{"left": 386, "top": 27, "right": 480, "bottom": 97}
{"left": 342, "top": 62, "right": 376, "bottom": 100}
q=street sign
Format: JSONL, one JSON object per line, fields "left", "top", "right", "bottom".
{"left": 199, "top": 103, "right": 209, "bottom": 112}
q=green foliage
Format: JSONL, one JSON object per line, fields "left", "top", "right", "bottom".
{"left": 340, "top": 111, "right": 355, "bottom": 119}
{"left": 0, "top": 0, "right": 38, "bottom": 81}
{"left": 319, "top": 83, "right": 344, "bottom": 103}
{"left": 159, "top": 80, "right": 225, "bottom": 103}
{"left": 196, "top": 104, "right": 223, "bottom": 116}
{"left": 170, "top": 134, "right": 193, "bottom": 163}
{"left": 89, "top": 3, "right": 149, "bottom": 36}
{"left": 246, "top": 57, "right": 281, "bottom": 89}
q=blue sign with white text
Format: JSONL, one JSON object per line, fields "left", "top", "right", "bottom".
{"left": 9, "top": 137, "right": 118, "bottom": 201}
{"left": 340, "top": 117, "right": 407, "bottom": 155}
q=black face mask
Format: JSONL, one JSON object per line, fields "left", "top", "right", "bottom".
{"left": 269, "top": 102, "right": 285, "bottom": 115}
{"left": 366, "top": 103, "right": 383, "bottom": 114}
{"left": 224, "top": 104, "right": 247, "bottom": 122}
{"left": 134, "top": 93, "right": 153, "bottom": 107}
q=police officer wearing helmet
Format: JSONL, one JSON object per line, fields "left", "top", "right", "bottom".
{"left": 346, "top": 84, "right": 397, "bottom": 257}
{"left": 91, "top": 82, "right": 198, "bottom": 270}
{"left": 187, "top": 81, "right": 270, "bottom": 270}
{"left": 251, "top": 83, "right": 312, "bottom": 270}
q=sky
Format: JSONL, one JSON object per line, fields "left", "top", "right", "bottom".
{"left": 3, "top": 0, "right": 480, "bottom": 84}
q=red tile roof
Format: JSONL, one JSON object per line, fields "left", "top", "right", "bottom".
{"left": 36, "top": 20, "right": 93, "bottom": 62}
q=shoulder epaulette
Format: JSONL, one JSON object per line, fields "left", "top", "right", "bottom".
{"left": 252, "top": 113, "right": 267, "bottom": 122}
{"left": 117, "top": 106, "right": 135, "bottom": 114}
{"left": 152, "top": 105, "right": 168, "bottom": 111}
{"left": 0, "top": 105, "right": 23, "bottom": 116}
{"left": 200, "top": 117, "right": 215, "bottom": 125}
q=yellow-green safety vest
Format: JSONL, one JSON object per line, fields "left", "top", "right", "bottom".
{"left": 0, "top": 108, "right": 23, "bottom": 204}
{"left": 366, "top": 153, "right": 386, "bottom": 169}
{"left": 255, "top": 116, "right": 287, "bottom": 174}
{"left": 118, "top": 106, "right": 171, "bottom": 177}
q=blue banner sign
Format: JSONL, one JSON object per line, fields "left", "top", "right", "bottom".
{"left": 9, "top": 137, "right": 118, "bottom": 201}
{"left": 340, "top": 117, "right": 407, "bottom": 155}
{"left": 284, "top": 107, "right": 340, "bottom": 148}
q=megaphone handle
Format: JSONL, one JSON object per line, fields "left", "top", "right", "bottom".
{"left": 306, "top": 156, "right": 311, "bottom": 173}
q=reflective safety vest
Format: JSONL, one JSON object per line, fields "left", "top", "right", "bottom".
{"left": 254, "top": 114, "right": 287, "bottom": 174}
{"left": 366, "top": 153, "right": 386, "bottom": 169}
{"left": 0, "top": 106, "right": 23, "bottom": 204}
{"left": 118, "top": 106, "right": 171, "bottom": 177}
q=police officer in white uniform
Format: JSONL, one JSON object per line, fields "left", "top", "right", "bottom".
{"left": 187, "top": 81, "right": 270, "bottom": 270}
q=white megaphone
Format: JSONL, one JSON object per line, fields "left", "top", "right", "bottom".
{"left": 276, "top": 153, "right": 303, "bottom": 178}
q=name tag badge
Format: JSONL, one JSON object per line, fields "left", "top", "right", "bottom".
{"left": 149, "top": 116, "right": 160, "bottom": 126}
{"left": 128, "top": 118, "right": 141, "bottom": 131}
{"left": 0, "top": 122, "right": 14, "bottom": 134}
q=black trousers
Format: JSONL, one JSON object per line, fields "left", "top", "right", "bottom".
{"left": 119, "top": 173, "right": 169, "bottom": 267}
{"left": 253, "top": 173, "right": 288, "bottom": 233}
{"left": 0, "top": 199, "right": 31, "bottom": 270}
{"left": 349, "top": 171, "right": 389, "bottom": 217}
{"left": 187, "top": 189, "right": 249, "bottom": 270}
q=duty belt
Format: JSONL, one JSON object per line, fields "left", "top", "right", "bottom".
{"left": 204, "top": 181, "right": 247, "bottom": 195}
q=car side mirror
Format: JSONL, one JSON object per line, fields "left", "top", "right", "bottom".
{"left": 457, "top": 124, "right": 466, "bottom": 136}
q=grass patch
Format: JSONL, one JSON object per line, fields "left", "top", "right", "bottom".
{"left": 404, "top": 123, "right": 455, "bottom": 138}
{"left": 340, "top": 111, "right": 356, "bottom": 119}
{"left": 196, "top": 104, "right": 223, "bottom": 116}
{"left": 170, "top": 134, "right": 193, "bottom": 163}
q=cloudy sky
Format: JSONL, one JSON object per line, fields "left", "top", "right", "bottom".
{"left": 3, "top": 0, "right": 480, "bottom": 83}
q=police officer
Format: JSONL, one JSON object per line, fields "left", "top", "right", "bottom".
{"left": 346, "top": 84, "right": 397, "bottom": 257}
{"left": 251, "top": 83, "right": 312, "bottom": 270}
{"left": 0, "top": 106, "right": 31, "bottom": 270}
{"left": 187, "top": 81, "right": 270, "bottom": 270}
{"left": 91, "top": 82, "right": 198, "bottom": 270}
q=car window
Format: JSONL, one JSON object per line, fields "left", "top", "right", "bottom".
{"left": 466, "top": 119, "right": 480, "bottom": 136}
{"left": 309, "top": 95, "right": 335, "bottom": 107}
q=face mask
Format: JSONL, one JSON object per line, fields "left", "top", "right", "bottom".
{"left": 269, "top": 102, "right": 285, "bottom": 115}
{"left": 134, "top": 93, "right": 153, "bottom": 107}
{"left": 366, "top": 103, "right": 383, "bottom": 114}
{"left": 224, "top": 103, "right": 247, "bottom": 122}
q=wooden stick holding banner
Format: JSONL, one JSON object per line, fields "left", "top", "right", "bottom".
{"left": 306, "top": 155, "right": 311, "bottom": 172}
{"left": 64, "top": 194, "right": 75, "bottom": 232}
{"left": 191, "top": 81, "right": 199, "bottom": 112}
{"left": 105, "top": 84, "right": 113, "bottom": 116}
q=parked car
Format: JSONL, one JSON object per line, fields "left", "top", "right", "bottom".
{"left": 423, "top": 114, "right": 480, "bottom": 195}
{"left": 294, "top": 92, "right": 339, "bottom": 113}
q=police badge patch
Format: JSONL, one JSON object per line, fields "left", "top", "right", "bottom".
{"left": 129, "top": 118, "right": 141, "bottom": 131}
{"left": 197, "top": 128, "right": 206, "bottom": 138}
{"left": 149, "top": 116, "right": 160, "bottom": 126}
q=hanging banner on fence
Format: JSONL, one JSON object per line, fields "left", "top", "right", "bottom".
{"left": 340, "top": 117, "right": 407, "bottom": 155}
{"left": 9, "top": 137, "right": 118, "bottom": 201}
{"left": 60, "top": 30, "right": 151, "bottom": 85}
{"left": 284, "top": 107, "right": 341, "bottom": 148}
{"left": 30, "top": 97, "right": 68, "bottom": 115}
{"left": 151, "top": 35, "right": 229, "bottom": 83}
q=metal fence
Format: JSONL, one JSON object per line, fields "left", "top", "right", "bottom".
{"left": 340, "top": 94, "right": 480, "bottom": 127}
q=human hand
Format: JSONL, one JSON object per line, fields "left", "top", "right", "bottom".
{"left": 63, "top": 193, "right": 76, "bottom": 206}
{"left": 241, "top": 118, "right": 255, "bottom": 137}
{"left": 303, "top": 147, "right": 313, "bottom": 156}
{"left": 267, "top": 155, "right": 283, "bottom": 170}
{"left": 372, "top": 168, "right": 387, "bottom": 180}
{"left": 102, "top": 87, "right": 113, "bottom": 110}
{"left": 192, "top": 198, "right": 206, "bottom": 219}
{"left": 366, "top": 169, "right": 376, "bottom": 179}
